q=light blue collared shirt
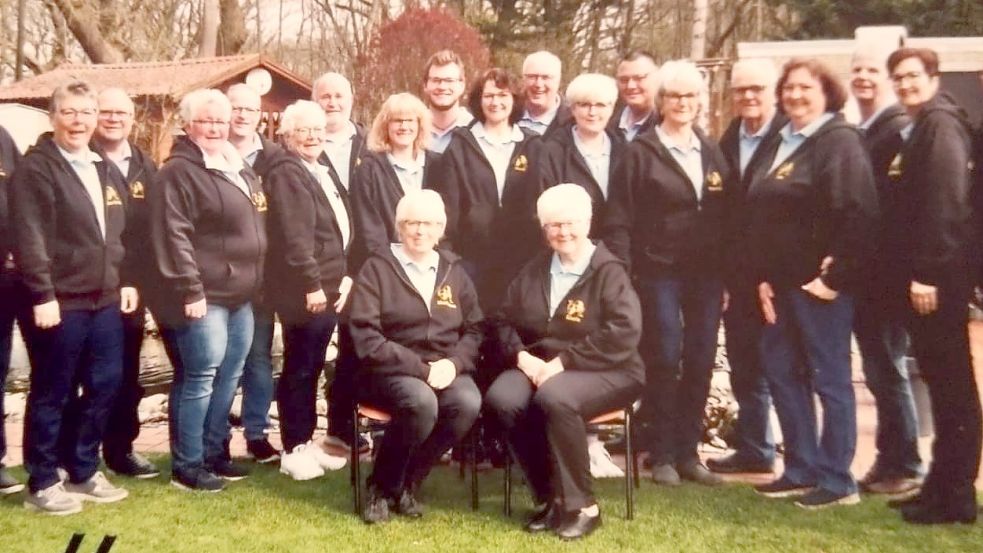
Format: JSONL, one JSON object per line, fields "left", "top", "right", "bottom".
{"left": 857, "top": 104, "right": 893, "bottom": 133}
{"left": 106, "top": 140, "right": 132, "bottom": 178}
{"left": 549, "top": 243, "right": 596, "bottom": 316}
{"left": 199, "top": 142, "right": 250, "bottom": 198}
{"left": 618, "top": 107, "right": 652, "bottom": 142}
{"left": 738, "top": 116, "right": 774, "bottom": 178}
{"left": 239, "top": 133, "right": 264, "bottom": 168}
{"left": 470, "top": 123, "right": 524, "bottom": 204}
{"left": 571, "top": 128, "right": 612, "bottom": 198}
{"left": 387, "top": 153, "right": 425, "bottom": 194}
{"left": 655, "top": 126, "right": 704, "bottom": 200}
{"left": 769, "top": 113, "right": 836, "bottom": 172}
{"left": 58, "top": 145, "right": 105, "bottom": 239}
{"left": 392, "top": 244, "right": 440, "bottom": 312}
{"left": 429, "top": 108, "right": 474, "bottom": 154}
{"left": 900, "top": 122, "right": 914, "bottom": 142}
{"left": 518, "top": 97, "right": 562, "bottom": 136}
{"left": 323, "top": 121, "right": 357, "bottom": 190}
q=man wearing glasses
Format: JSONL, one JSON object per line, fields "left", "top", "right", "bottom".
{"left": 518, "top": 50, "right": 571, "bottom": 139}
{"left": 609, "top": 50, "right": 659, "bottom": 142}
{"left": 422, "top": 50, "right": 473, "bottom": 154}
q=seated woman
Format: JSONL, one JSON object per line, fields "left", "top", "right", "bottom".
{"left": 349, "top": 189, "right": 483, "bottom": 524}
{"left": 484, "top": 184, "right": 645, "bottom": 541}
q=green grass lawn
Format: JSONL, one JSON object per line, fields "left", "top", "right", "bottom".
{"left": 1, "top": 459, "right": 980, "bottom": 553}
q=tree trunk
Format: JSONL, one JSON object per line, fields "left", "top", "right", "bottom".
{"left": 199, "top": 0, "right": 219, "bottom": 57}
{"left": 218, "top": 0, "right": 248, "bottom": 55}
{"left": 691, "top": 0, "right": 708, "bottom": 60}
{"left": 49, "top": 0, "right": 124, "bottom": 63}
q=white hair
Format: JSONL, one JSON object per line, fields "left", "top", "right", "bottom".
{"left": 656, "top": 60, "right": 706, "bottom": 110}
{"left": 311, "top": 72, "right": 353, "bottom": 100}
{"left": 565, "top": 73, "right": 618, "bottom": 106}
{"left": 537, "top": 183, "right": 592, "bottom": 224}
{"left": 178, "top": 88, "right": 231, "bottom": 126}
{"left": 395, "top": 189, "right": 447, "bottom": 227}
{"left": 278, "top": 100, "right": 327, "bottom": 135}
{"left": 522, "top": 51, "right": 562, "bottom": 78}
{"left": 850, "top": 45, "right": 895, "bottom": 74}
{"left": 731, "top": 58, "right": 778, "bottom": 88}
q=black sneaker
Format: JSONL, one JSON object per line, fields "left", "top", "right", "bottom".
{"left": 206, "top": 458, "right": 250, "bottom": 481}
{"left": 0, "top": 466, "right": 25, "bottom": 495}
{"left": 170, "top": 467, "right": 225, "bottom": 492}
{"left": 362, "top": 488, "right": 391, "bottom": 524}
{"left": 395, "top": 489, "right": 424, "bottom": 518}
{"left": 246, "top": 439, "right": 281, "bottom": 464}
{"left": 794, "top": 488, "right": 861, "bottom": 510}
{"left": 107, "top": 452, "right": 161, "bottom": 479}
{"left": 754, "top": 478, "right": 815, "bottom": 498}
{"left": 325, "top": 432, "right": 370, "bottom": 454}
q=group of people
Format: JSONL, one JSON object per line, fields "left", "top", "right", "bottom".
{"left": 0, "top": 42, "right": 980, "bottom": 540}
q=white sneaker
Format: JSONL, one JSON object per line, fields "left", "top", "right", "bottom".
{"left": 307, "top": 440, "right": 347, "bottom": 471}
{"left": 64, "top": 471, "right": 129, "bottom": 503}
{"left": 588, "top": 440, "right": 624, "bottom": 478}
{"left": 279, "top": 444, "right": 325, "bottom": 481}
{"left": 23, "top": 482, "right": 83, "bottom": 515}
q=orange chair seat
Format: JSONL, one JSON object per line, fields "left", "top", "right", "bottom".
{"left": 357, "top": 404, "right": 392, "bottom": 423}
{"left": 589, "top": 409, "right": 625, "bottom": 425}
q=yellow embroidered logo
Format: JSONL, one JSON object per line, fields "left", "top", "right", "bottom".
{"left": 252, "top": 191, "right": 268, "bottom": 212}
{"left": 887, "top": 154, "right": 902, "bottom": 179}
{"left": 564, "top": 299, "right": 585, "bottom": 323}
{"left": 514, "top": 154, "right": 528, "bottom": 172}
{"left": 130, "top": 181, "right": 145, "bottom": 199}
{"left": 706, "top": 171, "right": 723, "bottom": 191}
{"left": 436, "top": 285, "right": 457, "bottom": 308}
{"left": 775, "top": 161, "right": 794, "bottom": 180}
{"left": 105, "top": 186, "right": 123, "bottom": 206}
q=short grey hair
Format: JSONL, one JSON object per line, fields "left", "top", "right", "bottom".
{"left": 311, "top": 72, "right": 353, "bottom": 100}
{"left": 731, "top": 58, "right": 778, "bottom": 88}
{"left": 50, "top": 80, "right": 97, "bottom": 114}
{"left": 522, "top": 51, "right": 562, "bottom": 78}
{"left": 565, "top": 73, "right": 618, "bottom": 106}
{"left": 395, "top": 189, "right": 447, "bottom": 227}
{"left": 537, "top": 183, "right": 592, "bottom": 224}
{"left": 178, "top": 89, "right": 231, "bottom": 127}
{"left": 656, "top": 60, "right": 706, "bottom": 110}
{"left": 278, "top": 100, "right": 327, "bottom": 135}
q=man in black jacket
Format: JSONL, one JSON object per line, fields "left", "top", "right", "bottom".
{"left": 14, "top": 80, "right": 135, "bottom": 514}
{"left": 708, "top": 58, "right": 784, "bottom": 476}
{"left": 608, "top": 50, "right": 659, "bottom": 142}
{"left": 886, "top": 47, "right": 981, "bottom": 525}
{"left": 848, "top": 48, "right": 923, "bottom": 497}
{"left": 518, "top": 51, "right": 572, "bottom": 139}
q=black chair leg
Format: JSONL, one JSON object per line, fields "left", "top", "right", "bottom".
{"left": 625, "top": 408, "right": 634, "bottom": 520}
{"left": 351, "top": 406, "right": 361, "bottom": 515}
{"left": 504, "top": 452, "right": 512, "bottom": 517}
{"left": 470, "top": 427, "right": 479, "bottom": 511}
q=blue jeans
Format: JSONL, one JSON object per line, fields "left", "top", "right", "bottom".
{"left": 854, "top": 298, "right": 922, "bottom": 478}
{"left": 162, "top": 303, "right": 253, "bottom": 474}
{"left": 760, "top": 288, "right": 857, "bottom": 496}
{"left": 722, "top": 284, "right": 776, "bottom": 465}
{"left": 25, "top": 304, "right": 123, "bottom": 492}
{"left": 241, "top": 305, "right": 275, "bottom": 441}
{"left": 637, "top": 274, "right": 724, "bottom": 465}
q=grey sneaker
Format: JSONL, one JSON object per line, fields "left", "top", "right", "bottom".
{"left": 650, "top": 463, "right": 682, "bottom": 486}
{"left": 23, "top": 482, "right": 83, "bottom": 516}
{"left": 0, "top": 467, "right": 25, "bottom": 495}
{"left": 64, "top": 471, "right": 129, "bottom": 503}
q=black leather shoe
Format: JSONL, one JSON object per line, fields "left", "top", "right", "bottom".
{"left": 888, "top": 492, "right": 925, "bottom": 510}
{"left": 524, "top": 503, "right": 558, "bottom": 533}
{"left": 902, "top": 500, "right": 977, "bottom": 525}
{"left": 395, "top": 489, "right": 424, "bottom": 518}
{"left": 555, "top": 510, "right": 602, "bottom": 541}
{"left": 362, "top": 488, "right": 391, "bottom": 524}
{"left": 707, "top": 453, "right": 774, "bottom": 474}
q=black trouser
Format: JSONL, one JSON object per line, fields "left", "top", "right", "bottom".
{"left": 484, "top": 368, "right": 640, "bottom": 512}
{"left": 102, "top": 307, "right": 146, "bottom": 463}
{"left": 907, "top": 272, "right": 982, "bottom": 500}
{"left": 361, "top": 373, "right": 481, "bottom": 498}
{"left": 326, "top": 319, "right": 358, "bottom": 440}
{"left": 278, "top": 311, "right": 338, "bottom": 451}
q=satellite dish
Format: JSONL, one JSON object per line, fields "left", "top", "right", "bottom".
{"left": 245, "top": 68, "right": 273, "bottom": 95}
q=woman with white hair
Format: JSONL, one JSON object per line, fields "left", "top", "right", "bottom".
{"left": 150, "top": 88, "right": 266, "bottom": 491}
{"left": 539, "top": 73, "right": 624, "bottom": 236}
{"left": 484, "top": 184, "right": 644, "bottom": 540}
{"left": 349, "top": 189, "right": 483, "bottom": 524}
{"left": 351, "top": 92, "right": 439, "bottom": 272}
{"left": 263, "top": 100, "right": 351, "bottom": 480}
{"left": 603, "top": 60, "right": 730, "bottom": 487}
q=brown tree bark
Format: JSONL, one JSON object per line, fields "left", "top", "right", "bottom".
{"left": 48, "top": 0, "right": 125, "bottom": 63}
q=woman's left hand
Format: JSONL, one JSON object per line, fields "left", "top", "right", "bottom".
{"left": 534, "top": 357, "right": 564, "bottom": 386}
{"left": 306, "top": 289, "right": 328, "bottom": 313}
{"left": 334, "top": 276, "right": 353, "bottom": 312}
{"left": 801, "top": 277, "right": 838, "bottom": 301}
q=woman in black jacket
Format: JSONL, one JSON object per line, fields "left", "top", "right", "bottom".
{"left": 265, "top": 100, "right": 350, "bottom": 480}
{"left": 603, "top": 60, "right": 730, "bottom": 488}
{"left": 351, "top": 93, "right": 439, "bottom": 272}
{"left": 885, "top": 47, "right": 980, "bottom": 525}
{"left": 350, "top": 189, "right": 483, "bottom": 524}
{"left": 485, "top": 184, "right": 644, "bottom": 541}
{"left": 746, "top": 58, "right": 878, "bottom": 509}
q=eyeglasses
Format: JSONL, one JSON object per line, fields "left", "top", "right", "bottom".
{"left": 617, "top": 74, "right": 649, "bottom": 85}
{"left": 388, "top": 118, "right": 417, "bottom": 127}
{"left": 731, "top": 85, "right": 767, "bottom": 96}
{"left": 191, "top": 119, "right": 229, "bottom": 127}
{"left": 891, "top": 71, "right": 926, "bottom": 84}
{"left": 58, "top": 108, "right": 97, "bottom": 119}
{"left": 232, "top": 106, "right": 261, "bottom": 114}
{"left": 523, "top": 73, "right": 557, "bottom": 82}
{"left": 98, "top": 110, "right": 133, "bottom": 120}
{"left": 663, "top": 92, "right": 699, "bottom": 102}
{"left": 482, "top": 92, "right": 512, "bottom": 101}
{"left": 427, "top": 77, "right": 461, "bottom": 85}
{"left": 293, "top": 126, "right": 324, "bottom": 136}
{"left": 573, "top": 101, "right": 612, "bottom": 111}
{"left": 543, "top": 220, "right": 584, "bottom": 232}
{"left": 402, "top": 220, "right": 442, "bottom": 230}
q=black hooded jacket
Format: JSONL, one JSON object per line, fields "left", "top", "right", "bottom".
{"left": 9, "top": 133, "right": 128, "bottom": 310}
{"left": 746, "top": 114, "right": 879, "bottom": 292}
{"left": 0, "top": 125, "right": 22, "bottom": 279}
{"left": 149, "top": 135, "right": 267, "bottom": 325}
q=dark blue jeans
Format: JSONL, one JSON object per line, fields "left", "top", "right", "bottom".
{"left": 854, "top": 294, "right": 922, "bottom": 479}
{"left": 161, "top": 303, "right": 253, "bottom": 475}
{"left": 760, "top": 288, "right": 857, "bottom": 496}
{"left": 722, "top": 282, "right": 776, "bottom": 465}
{"left": 277, "top": 311, "right": 337, "bottom": 451}
{"left": 637, "top": 273, "right": 724, "bottom": 465}
{"left": 25, "top": 303, "right": 123, "bottom": 492}
{"left": 241, "top": 305, "right": 275, "bottom": 441}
